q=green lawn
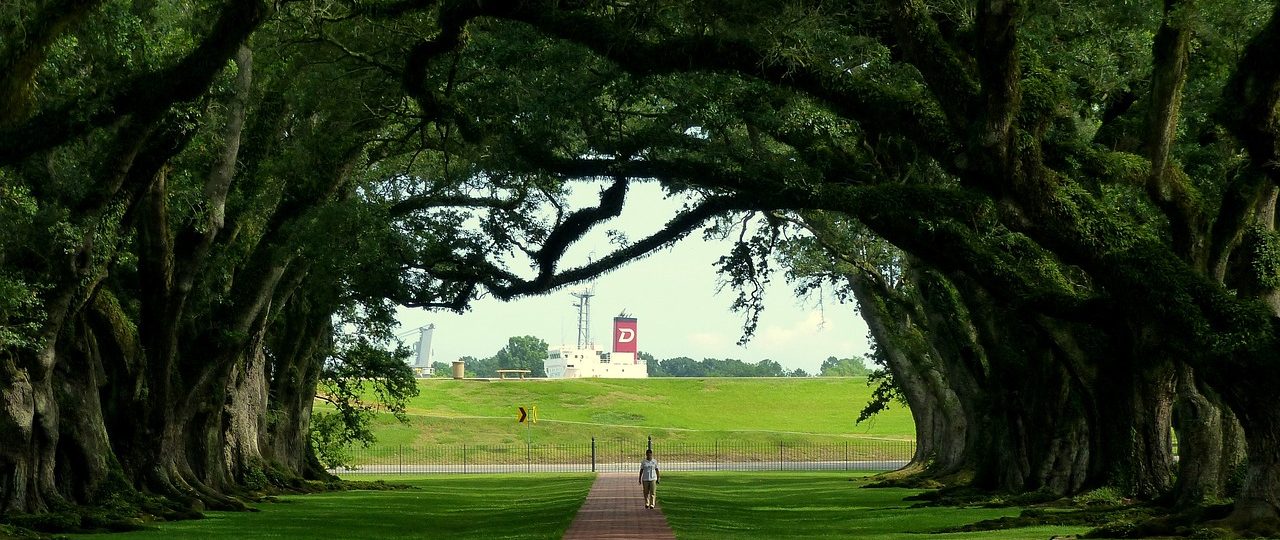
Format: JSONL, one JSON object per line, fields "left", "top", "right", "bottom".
{"left": 399, "top": 378, "right": 912, "bottom": 436}
{"left": 343, "top": 377, "right": 916, "bottom": 466}
{"left": 363, "top": 377, "right": 910, "bottom": 439}
{"left": 61, "top": 472, "right": 1091, "bottom": 539}
{"left": 660, "top": 472, "right": 1089, "bottom": 540}
{"left": 63, "top": 475, "right": 592, "bottom": 540}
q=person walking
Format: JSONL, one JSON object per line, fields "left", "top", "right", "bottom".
{"left": 639, "top": 449, "right": 661, "bottom": 509}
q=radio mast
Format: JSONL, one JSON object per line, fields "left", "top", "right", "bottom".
{"left": 571, "top": 287, "right": 594, "bottom": 348}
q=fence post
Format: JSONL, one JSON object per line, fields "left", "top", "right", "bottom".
{"left": 647, "top": 435, "right": 652, "bottom": 452}
{"left": 591, "top": 437, "right": 596, "bottom": 473}
{"left": 778, "top": 441, "right": 783, "bottom": 471}
{"left": 844, "top": 441, "right": 848, "bottom": 471}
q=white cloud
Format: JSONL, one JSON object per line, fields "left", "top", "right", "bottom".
{"left": 686, "top": 331, "right": 732, "bottom": 350}
{"left": 756, "top": 310, "right": 832, "bottom": 349}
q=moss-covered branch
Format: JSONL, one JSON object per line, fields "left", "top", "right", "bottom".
{"left": 1144, "top": 0, "right": 1203, "bottom": 265}
{"left": 0, "top": 0, "right": 273, "bottom": 164}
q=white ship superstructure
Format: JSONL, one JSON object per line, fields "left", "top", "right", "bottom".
{"left": 543, "top": 288, "right": 646, "bottom": 378}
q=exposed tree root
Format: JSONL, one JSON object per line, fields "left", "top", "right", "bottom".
{"left": 896, "top": 485, "right": 1066, "bottom": 509}
{"left": 920, "top": 495, "right": 1274, "bottom": 539}
{"left": 866, "top": 465, "right": 975, "bottom": 490}
{"left": 1203, "top": 509, "right": 1280, "bottom": 539}
{"left": 938, "top": 504, "right": 1147, "bottom": 535}
{"left": 0, "top": 523, "right": 44, "bottom": 538}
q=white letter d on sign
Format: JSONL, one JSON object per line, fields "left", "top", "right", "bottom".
{"left": 618, "top": 328, "right": 635, "bottom": 342}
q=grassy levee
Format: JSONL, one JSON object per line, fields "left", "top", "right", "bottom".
{"left": 661, "top": 472, "right": 1088, "bottom": 539}
{"left": 342, "top": 377, "right": 915, "bottom": 465}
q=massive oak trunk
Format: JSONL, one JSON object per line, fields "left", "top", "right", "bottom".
{"left": 1093, "top": 359, "right": 1176, "bottom": 500}
{"left": 841, "top": 254, "right": 1116, "bottom": 496}
{"left": 224, "top": 346, "right": 271, "bottom": 487}
{"left": 1, "top": 116, "right": 164, "bottom": 514}
{"left": 846, "top": 256, "right": 1180, "bottom": 498}
{"left": 843, "top": 264, "right": 976, "bottom": 482}
{"left": 262, "top": 300, "right": 333, "bottom": 479}
{"left": 1211, "top": 371, "right": 1280, "bottom": 531}
{"left": 958, "top": 281, "right": 1097, "bottom": 496}
{"left": 1172, "top": 364, "right": 1247, "bottom": 507}
{"left": 54, "top": 310, "right": 119, "bottom": 507}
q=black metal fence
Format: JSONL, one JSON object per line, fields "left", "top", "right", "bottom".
{"left": 333, "top": 437, "right": 915, "bottom": 474}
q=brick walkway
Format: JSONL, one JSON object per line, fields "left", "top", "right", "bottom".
{"left": 563, "top": 473, "right": 676, "bottom": 539}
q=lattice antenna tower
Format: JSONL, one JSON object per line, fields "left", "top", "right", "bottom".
{"left": 570, "top": 287, "right": 595, "bottom": 348}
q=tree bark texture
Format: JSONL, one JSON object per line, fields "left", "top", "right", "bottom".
{"left": 263, "top": 302, "right": 332, "bottom": 479}
{"left": 957, "top": 280, "right": 1096, "bottom": 496}
{"left": 841, "top": 257, "right": 1135, "bottom": 496}
{"left": 1173, "top": 363, "right": 1247, "bottom": 507}
{"left": 843, "top": 268, "right": 975, "bottom": 482}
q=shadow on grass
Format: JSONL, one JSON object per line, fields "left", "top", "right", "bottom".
{"left": 60, "top": 474, "right": 593, "bottom": 540}
{"left": 659, "top": 472, "right": 1091, "bottom": 540}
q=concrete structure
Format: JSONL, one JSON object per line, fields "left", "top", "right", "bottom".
{"left": 408, "top": 324, "right": 435, "bottom": 378}
{"left": 545, "top": 289, "right": 646, "bottom": 378}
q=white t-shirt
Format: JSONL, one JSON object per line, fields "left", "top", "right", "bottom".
{"left": 640, "top": 459, "right": 659, "bottom": 481}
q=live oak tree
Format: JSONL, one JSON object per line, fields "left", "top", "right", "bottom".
{"left": 0, "top": 0, "right": 755, "bottom": 526}
{"left": 1, "top": 0, "right": 275, "bottom": 514}
{"left": 782, "top": 212, "right": 1195, "bottom": 500}
{"left": 421, "top": 0, "right": 1280, "bottom": 533}
{"left": 817, "top": 356, "right": 870, "bottom": 378}
{"left": 489, "top": 336, "right": 550, "bottom": 378}
{"left": 7, "top": 0, "right": 1280, "bottom": 537}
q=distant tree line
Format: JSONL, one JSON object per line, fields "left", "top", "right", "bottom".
{"left": 819, "top": 356, "right": 872, "bottom": 377}
{"left": 642, "top": 352, "right": 869, "bottom": 378}
{"left": 645, "top": 355, "right": 790, "bottom": 377}
{"left": 446, "top": 336, "right": 549, "bottom": 378}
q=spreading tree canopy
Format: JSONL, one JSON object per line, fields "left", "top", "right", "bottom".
{"left": 5, "top": 0, "right": 1280, "bottom": 536}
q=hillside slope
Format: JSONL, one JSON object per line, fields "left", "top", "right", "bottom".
{"left": 363, "top": 377, "right": 914, "bottom": 447}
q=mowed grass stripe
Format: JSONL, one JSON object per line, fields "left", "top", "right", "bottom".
{"left": 659, "top": 472, "right": 1087, "bottom": 540}
{"left": 67, "top": 473, "right": 1082, "bottom": 539}
{"left": 66, "top": 475, "right": 593, "bottom": 540}
{"left": 397, "top": 411, "right": 911, "bottom": 438}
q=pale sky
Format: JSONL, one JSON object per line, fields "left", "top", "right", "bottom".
{"left": 395, "top": 182, "right": 873, "bottom": 374}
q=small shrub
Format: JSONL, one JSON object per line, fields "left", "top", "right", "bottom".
{"left": 0, "top": 523, "right": 43, "bottom": 538}
{"left": 243, "top": 464, "right": 270, "bottom": 492}
{"left": 5, "top": 510, "right": 80, "bottom": 533}
{"left": 1073, "top": 486, "right": 1125, "bottom": 506}
{"left": 1188, "top": 526, "right": 1232, "bottom": 539}
{"left": 1085, "top": 519, "right": 1135, "bottom": 538}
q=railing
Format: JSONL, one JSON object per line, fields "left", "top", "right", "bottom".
{"left": 332, "top": 438, "right": 915, "bottom": 474}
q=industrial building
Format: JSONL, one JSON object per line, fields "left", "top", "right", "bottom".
{"left": 408, "top": 324, "right": 435, "bottom": 378}
{"left": 544, "top": 288, "right": 647, "bottom": 378}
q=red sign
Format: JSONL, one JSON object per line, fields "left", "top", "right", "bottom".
{"left": 613, "top": 317, "right": 638, "bottom": 354}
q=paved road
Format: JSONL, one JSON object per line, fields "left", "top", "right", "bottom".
{"left": 332, "top": 460, "right": 908, "bottom": 475}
